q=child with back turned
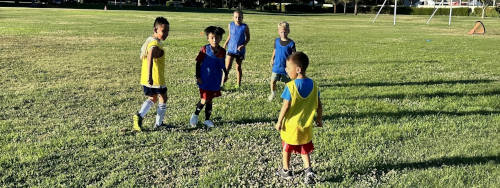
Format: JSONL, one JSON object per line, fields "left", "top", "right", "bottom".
{"left": 275, "top": 52, "right": 323, "bottom": 184}
{"left": 133, "top": 17, "right": 170, "bottom": 131}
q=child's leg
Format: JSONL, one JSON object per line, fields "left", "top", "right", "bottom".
{"left": 235, "top": 58, "right": 243, "bottom": 86}
{"left": 155, "top": 93, "right": 168, "bottom": 125}
{"left": 138, "top": 95, "right": 157, "bottom": 118}
{"left": 300, "top": 154, "right": 311, "bottom": 169}
{"left": 282, "top": 149, "right": 292, "bottom": 170}
{"left": 224, "top": 56, "right": 234, "bottom": 84}
{"left": 270, "top": 79, "right": 277, "bottom": 93}
{"left": 204, "top": 100, "right": 213, "bottom": 120}
{"left": 268, "top": 78, "right": 277, "bottom": 101}
{"left": 194, "top": 98, "right": 206, "bottom": 115}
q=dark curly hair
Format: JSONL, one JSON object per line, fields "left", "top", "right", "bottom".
{"left": 153, "top": 17, "right": 169, "bottom": 28}
{"left": 204, "top": 26, "right": 225, "bottom": 37}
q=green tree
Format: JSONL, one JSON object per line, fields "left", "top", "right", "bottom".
{"left": 354, "top": 0, "right": 361, "bottom": 15}
{"left": 325, "top": 0, "right": 341, "bottom": 13}
{"left": 342, "top": 0, "right": 350, "bottom": 14}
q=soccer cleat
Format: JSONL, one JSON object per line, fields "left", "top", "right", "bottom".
{"left": 268, "top": 92, "right": 275, "bottom": 101}
{"left": 190, "top": 114, "right": 198, "bottom": 127}
{"left": 304, "top": 168, "right": 316, "bottom": 184}
{"left": 203, "top": 120, "right": 215, "bottom": 128}
{"left": 154, "top": 122, "right": 165, "bottom": 130}
{"left": 276, "top": 169, "right": 293, "bottom": 180}
{"left": 133, "top": 113, "right": 143, "bottom": 132}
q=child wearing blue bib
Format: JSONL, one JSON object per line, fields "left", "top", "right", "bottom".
{"left": 223, "top": 10, "right": 250, "bottom": 89}
{"left": 268, "top": 21, "right": 296, "bottom": 101}
{"left": 190, "top": 26, "right": 228, "bottom": 128}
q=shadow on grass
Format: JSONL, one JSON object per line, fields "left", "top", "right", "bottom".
{"left": 323, "top": 110, "right": 499, "bottom": 121}
{"left": 222, "top": 117, "right": 275, "bottom": 125}
{"left": 320, "top": 79, "right": 496, "bottom": 88}
{"left": 119, "top": 124, "right": 203, "bottom": 135}
{"left": 214, "top": 110, "right": 498, "bottom": 126}
{"left": 343, "top": 90, "right": 500, "bottom": 100}
{"left": 323, "top": 155, "right": 500, "bottom": 183}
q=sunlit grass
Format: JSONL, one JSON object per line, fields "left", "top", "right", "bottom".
{"left": 0, "top": 7, "right": 499, "bottom": 186}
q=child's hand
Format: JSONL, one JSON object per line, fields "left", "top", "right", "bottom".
{"left": 237, "top": 45, "right": 245, "bottom": 51}
{"left": 197, "top": 78, "right": 202, "bottom": 84}
{"left": 270, "top": 60, "right": 274, "bottom": 67}
{"left": 315, "top": 119, "right": 323, "bottom": 127}
{"left": 275, "top": 122, "right": 282, "bottom": 131}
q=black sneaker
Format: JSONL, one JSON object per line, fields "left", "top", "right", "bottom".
{"left": 304, "top": 168, "right": 316, "bottom": 184}
{"left": 153, "top": 122, "right": 168, "bottom": 130}
{"left": 276, "top": 169, "right": 293, "bottom": 180}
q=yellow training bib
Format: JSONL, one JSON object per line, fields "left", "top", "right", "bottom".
{"left": 140, "top": 38, "right": 165, "bottom": 87}
{"left": 280, "top": 80, "right": 319, "bottom": 145}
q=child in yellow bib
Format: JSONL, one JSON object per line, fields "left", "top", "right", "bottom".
{"left": 133, "top": 17, "right": 170, "bottom": 132}
{"left": 275, "top": 52, "right": 323, "bottom": 184}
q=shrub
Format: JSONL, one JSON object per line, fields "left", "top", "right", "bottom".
{"left": 284, "top": 4, "right": 313, "bottom": 12}
{"left": 472, "top": 7, "right": 500, "bottom": 17}
{"left": 262, "top": 4, "right": 277, "bottom": 11}
{"left": 411, "top": 7, "right": 470, "bottom": 16}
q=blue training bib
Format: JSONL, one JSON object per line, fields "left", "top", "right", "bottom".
{"left": 227, "top": 22, "right": 247, "bottom": 56}
{"left": 273, "top": 38, "right": 295, "bottom": 75}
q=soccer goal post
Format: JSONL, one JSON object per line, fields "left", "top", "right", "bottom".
{"left": 372, "top": 0, "right": 398, "bottom": 25}
{"left": 426, "top": 0, "right": 445, "bottom": 24}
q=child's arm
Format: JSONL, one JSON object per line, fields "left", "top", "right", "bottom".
{"left": 195, "top": 47, "right": 206, "bottom": 84}
{"left": 222, "top": 62, "right": 228, "bottom": 83}
{"left": 270, "top": 49, "right": 275, "bottom": 67}
{"left": 147, "top": 46, "right": 160, "bottom": 85}
{"left": 238, "top": 26, "right": 250, "bottom": 51}
{"left": 196, "top": 61, "right": 202, "bottom": 84}
{"left": 316, "top": 98, "right": 323, "bottom": 127}
{"left": 275, "top": 99, "right": 290, "bottom": 131}
{"left": 223, "top": 23, "right": 231, "bottom": 49}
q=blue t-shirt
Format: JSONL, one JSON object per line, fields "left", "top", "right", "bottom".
{"left": 227, "top": 22, "right": 247, "bottom": 56}
{"left": 281, "top": 78, "right": 320, "bottom": 101}
{"left": 196, "top": 44, "right": 226, "bottom": 91}
{"left": 272, "top": 38, "right": 295, "bottom": 75}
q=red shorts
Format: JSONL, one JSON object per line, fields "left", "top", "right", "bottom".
{"left": 282, "top": 141, "right": 314, "bottom": 155}
{"left": 199, "top": 88, "right": 221, "bottom": 100}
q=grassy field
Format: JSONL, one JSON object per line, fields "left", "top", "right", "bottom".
{"left": 0, "top": 7, "right": 499, "bottom": 187}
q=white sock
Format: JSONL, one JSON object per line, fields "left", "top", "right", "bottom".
{"left": 139, "top": 99, "right": 154, "bottom": 118}
{"left": 271, "top": 90, "right": 276, "bottom": 95}
{"left": 156, "top": 103, "right": 167, "bottom": 125}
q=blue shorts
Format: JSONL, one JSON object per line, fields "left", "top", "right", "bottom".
{"left": 143, "top": 86, "right": 167, "bottom": 96}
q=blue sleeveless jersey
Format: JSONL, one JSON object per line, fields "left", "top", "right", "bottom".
{"left": 227, "top": 22, "right": 247, "bottom": 56}
{"left": 198, "top": 44, "right": 226, "bottom": 91}
{"left": 272, "top": 38, "right": 295, "bottom": 74}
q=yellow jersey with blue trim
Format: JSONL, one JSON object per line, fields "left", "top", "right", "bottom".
{"left": 280, "top": 79, "right": 319, "bottom": 145}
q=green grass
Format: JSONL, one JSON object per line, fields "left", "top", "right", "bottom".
{"left": 0, "top": 7, "right": 499, "bottom": 187}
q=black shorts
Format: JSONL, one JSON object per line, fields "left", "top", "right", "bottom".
{"left": 227, "top": 52, "right": 245, "bottom": 61}
{"left": 143, "top": 86, "right": 167, "bottom": 96}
